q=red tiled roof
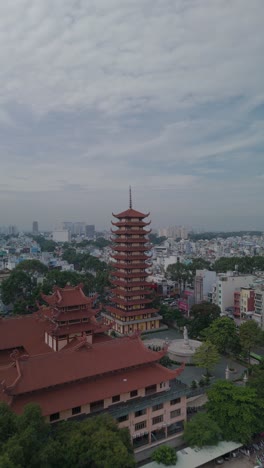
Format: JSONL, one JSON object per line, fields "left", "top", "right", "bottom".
{"left": 41, "top": 284, "right": 93, "bottom": 308}
{"left": 41, "top": 307, "right": 98, "bottom": 322}
{"left": 5, "top": 336, "right": 166, "bottom": 395}
{"left": 10, "top": 363, "right": 184, "bottom": 416}
{"left": 112, "top": 208, "right": 149, "bottom": 219}
{"left": 0, "top": 315, "right": 53, "bottom": 356}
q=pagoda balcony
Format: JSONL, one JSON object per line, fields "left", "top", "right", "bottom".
{"left": 104, "top": 306, "right": 159, "bottom": 318}
{"left": 110, "top": 288, "right": 153, "bottom": 297}
{"left": 111, "top": 297, "right": 153, "bottom": 307}
{"left": 111, "top": 237, "right": 150, "bottom": 244}
{"left": 112, "top": 279, "right": 152, "bottom": 288}
{"left": 111, "top": 254, "right": 149, "bottom": 262}
{"left": 113, "top": 271, "right": 149, "bottom": 279}
{"left": 111, "top": 228, "right": 151, "bottom": 236}
{"left": 111, "top": 245, "right": 151, "bottom": 253}
{"left": 111, "top": 220, "right": 151, "bottom": 228}
{"left": 102, "top": 310, "right": 162, "bottom": 325}
{"left": 112, "top": 262, "right": 152, "bottom": 270}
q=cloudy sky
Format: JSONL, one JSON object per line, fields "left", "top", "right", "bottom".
{"left": 0, "top": 0, "right": 264, "bottom": 231}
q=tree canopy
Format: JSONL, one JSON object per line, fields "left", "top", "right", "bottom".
{"left": 206, "top": 380, "right": 261, "bottom": 444}
{"left": 184, "top": 413, "right": 222, "bottom": 448}
{"left": 202, "top": 317, "right": 240, "bottom": 355}
{"left": 192, "top": 341, "right": 220, "bottom": 376}
{"left": 188, "top": 302, "right": 221, "bottom": 338}
{"left": 0, "top": 403, "right": 135, "bottom": 468}
{"left": 239, "top": 320, "right": 264, "bottom": 361}
{"left": 151, "top": 445, "right": 177, "bottom": 466}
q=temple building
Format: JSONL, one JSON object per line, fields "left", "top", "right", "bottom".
{"left": 0, "top": 283, "right": 187, "bottom": 453}
{"left": 40, "top": 284, "right": 108, "bottom": 350}
{"left": 103, "top": 195, "right": 162, "bottom": 335}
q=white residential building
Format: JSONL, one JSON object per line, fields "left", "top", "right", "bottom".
{"left": 52, "top": 230, "right": 71, "bottom": 243}
{"left": 212, "top": 272, "right": 254, "bottom": 313}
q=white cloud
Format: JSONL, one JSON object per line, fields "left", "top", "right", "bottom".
{"left": 0, "top": 0, "right": 263, "bottom": 228}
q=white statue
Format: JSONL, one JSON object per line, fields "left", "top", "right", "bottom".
{"left": 183, "top": 326, "right": 188, "bottom": 341}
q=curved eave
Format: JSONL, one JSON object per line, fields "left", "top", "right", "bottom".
{"left": 111, "top": 237, "right": 150, "bottom": 244}
{"left": 156, "top": 362, "right": 185, "bottom": 379}
{"left": 111, "top": 298, "right": 153, "bottom": 307}
{"left": 112, "top": 209, "right": 150, "bottom": 219}
{"left": 111, "top": 279, "right": 151, "bottom": 288}
{"left": 111, "top": 262, "right": 152, "bottom": 270}
{"left": 111, "top": 245, "right": 151, "bottom": 253}
{"left": 111, "top": 254, "right": 149, "bottom": 261}
{"left": 105, "top": 305, "right": 158, "bottom": 317}
{"left": 110, "top": 288, "right": 153, "bottom": 297}
{"left": 111, "top": 220, "right": 151, "bottom": 227}
{"left": 112, "top": 271, "right": 149, "bottom": 279}
{"left": 111, "top": 229, "right": 151, "bottom": 236}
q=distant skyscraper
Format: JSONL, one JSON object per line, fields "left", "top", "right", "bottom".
{"left": 85, "top": 225, "right": 95, "bottom": 238}
{"left": 8, "top": 225, "right": 18, "bottom": 236}
{"left": 32, "top": 221, "right": 39, "bottom": 234}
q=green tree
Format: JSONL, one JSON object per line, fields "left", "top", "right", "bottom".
{"left": 167, "top": 262, "right": 192, "bottom": 291}
{"left": 188, "top": 303, "right": 221, "bottom": 338}
{"left": 33, "top": 236, "right": 57, "bottom": 253}
{"left": 149, "top": 234, "right": 167, "bottom": 245}
{"left": 193, "top": 341, "right": 220, "bottom": 376}
{"left": 159, "top": 305, "right": 189, "bottom": 328}
{"left": 202, "top": 317, "right": 240, "bottom": 355}
{"left": 0, "top": 407, "right": 135, "bottom": 468}
{"left": 15, "top": 260, "right": 48, "bottom": 275}
{"left": 247, "top": 361, "right": 264, "bottom": 432}
{"left": 206, "top": 380, "right": 260, "bottom": 443}
{"left": 152, "top": 445, "right": 177, "bottom": 466}
{"left": 239, "top": 320, "right": 263, "bottom": 362}
{"left": 184, "top": 413, "right": 221, "bottom": 448}
{"left": 0, "top": 404, "right": 17, "bottom": 447}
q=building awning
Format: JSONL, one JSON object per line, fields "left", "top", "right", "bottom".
{"left": 142, "top": 441, "right": 242, "bottom": 468}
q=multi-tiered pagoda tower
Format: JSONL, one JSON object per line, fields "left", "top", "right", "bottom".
{"left": 103, "top": 191, "right": 161, "bottom": 335}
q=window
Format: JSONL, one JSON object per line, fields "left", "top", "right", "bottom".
{"left": 152, "top": 415, "right": 163, "bottom": 425}
{"left": 135, "top": 421, "right": 147, "bottom": 431}
{"left": 112, "top": 395, "right": 120, "bottom": 403}
{"left": 117, "top": 414, "right": 128, "bottom": 423}
{"left": 50, "top": 412, "right": 60, "bottom": 422}
{"left": 69, "top": 319, "right": 80, "bottom": 324}
{"left": 170, "top": 398, "right": 181, "bottom": 405}
{"left": 135, "top": 409, "right": 146, "bottom": 417}
{"left": 130, "top": 390, "right": 138, "bottom": 398}
{"left": 145, "top": 384, "right": 156, "bottom": 396}
{"left": 72, "top": 406, "right": 81, "bottom": 415}
{"left": 152, "top": 403, "right": 163, "bottom": 412}
{"left": 90, "top": 400, "right": 104, "bottom": 412}
{"left": 170, "top": 409, "right": 181, "bottom": 418}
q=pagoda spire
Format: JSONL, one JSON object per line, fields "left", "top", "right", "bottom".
{"left": 129, "top": 185, "right": 132, "bottom": 209}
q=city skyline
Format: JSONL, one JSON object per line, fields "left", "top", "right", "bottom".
{"left": 0, "top": 1, "right": 264, "bottom": 230}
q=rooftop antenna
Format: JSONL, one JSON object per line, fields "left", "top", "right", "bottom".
{"left": 129, "top": 185, "right": 132, "bottom": 209}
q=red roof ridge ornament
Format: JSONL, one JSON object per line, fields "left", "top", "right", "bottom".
{"left": 10, "top": 349, "right": 20, "bottom": 362}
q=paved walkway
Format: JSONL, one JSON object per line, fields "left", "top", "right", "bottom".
{"left": 143, "top": 328, "right": 247, "bottom": 385}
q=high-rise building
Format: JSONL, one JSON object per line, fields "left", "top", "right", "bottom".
{"left": 32, "top": 221, "right": 39, "bottom": 234}
{"left": 102, "top": 194, "right": 162, "bottom": 335}
{"left": 8, "top": 225, "right": 18, "bottom": 236}
{"left": 85, "top": 225, "right": 95, "bottom": 238}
